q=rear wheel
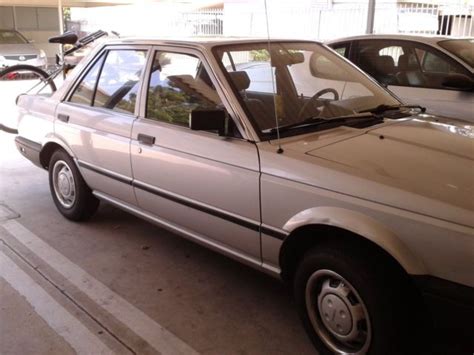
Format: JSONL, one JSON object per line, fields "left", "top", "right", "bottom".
{"left": 0, "top": 64, "right": 57, "bottom": 93}
{"left": 0, "top": 65, "right": 57, "bottom": 133}
{"left": 294, "top": 242, "right": 422, "bottom": 355}
{"left": 48, "top": 149, "right": 99, "bottom": 221}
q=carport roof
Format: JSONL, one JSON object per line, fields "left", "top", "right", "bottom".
{"left": 0, "top": 0, "right": 134, "bottom": 7}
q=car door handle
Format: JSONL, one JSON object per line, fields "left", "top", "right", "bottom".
{"left": 57, "top": 114, "right": 69, "bottom": 123}
{"left": 137, "top": 133, "right": 155, "bottom": 146}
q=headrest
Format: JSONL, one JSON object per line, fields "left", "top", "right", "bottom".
{"left": 398, "top": 54, "right": 418, "bottom": 71}
{"left": 398, "top": 54, "right": 409, "bottom": 71}
{"left": 229, "top": 71, "right": 250, "bottom": 91}
{"left": 375, "top": 55, "right": 395, "bottom": 74}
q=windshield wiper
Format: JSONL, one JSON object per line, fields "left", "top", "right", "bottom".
{"left": 360, "top": 104, "right": 426, "bottom": 114}
{"left": 266, "top": 112, "right": 382, "bottom": 134}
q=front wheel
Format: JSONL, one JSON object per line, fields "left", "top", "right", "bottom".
{"left": 48, "top": 150, "right": 99, "bottom": 221}
{"left": 294, "top": 243, "right": 423, "bottom": 355}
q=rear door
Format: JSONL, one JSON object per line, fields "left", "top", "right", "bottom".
{"left": 55, "top": 45, "right": 150, "bottom": 205}
{"left": 130, "top": 46, "right": 261, "bottom": 261}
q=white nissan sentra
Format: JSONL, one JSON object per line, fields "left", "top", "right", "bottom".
{"left": 12, "top": 37, "right": 474, "bottom": 354}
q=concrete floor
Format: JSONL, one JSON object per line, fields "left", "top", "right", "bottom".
{"left": 0, "top": 129, "right": 316, "bottom": 354}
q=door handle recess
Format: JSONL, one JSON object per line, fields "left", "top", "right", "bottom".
{"left": 57, "top": 114, "right": 69, "bottom": 123}
{"left": 137, "top": 133, "right": 155, "bottom": 145}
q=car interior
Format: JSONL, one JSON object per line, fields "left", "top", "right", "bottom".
{"left": 354, "top": 41, "right": 470, "bottom": 89}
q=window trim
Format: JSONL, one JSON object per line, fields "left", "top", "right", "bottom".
{"left": 139, "top": 45, "right": 248, "bottom": 140}
{"left": 329, "top": 41, "right": 351, "bottom": 59}
{"left": 352, "top": 39, "right": 472, "bottom": 91}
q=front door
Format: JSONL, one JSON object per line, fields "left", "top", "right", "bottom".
{"left": 130, "top": 47, "right": 261, "bottom": 261}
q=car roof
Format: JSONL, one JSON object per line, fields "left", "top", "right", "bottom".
{"left": 325, "top": 34, "right": 472, "bottom": 46}
{"left": 103, "top": 37, "right": 322, "bottom": 50}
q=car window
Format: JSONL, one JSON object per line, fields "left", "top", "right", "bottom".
{"left": 69, "top": 53, "right": 106, "bottom": 105}
{"left": 354, "top": 41, "right": 403, "bottom": 86}
{"left": 331, "top": 43, "right": 349, "bottom": 58}
{"left": 146, "top": 51, "right": 222, "bottom": 127}
{"left": 223, "top": 49, "right": 276, "bottom": 94}
{"left": 438, "top": 39, "right": 474, "bottom": 67}
{"left": 378, "top": 46, "right": 404, "bottom": 66}
{"left": 215, "top": 42, "right": 399, "bottom": 135}
{"left": 93, "top": 50, "right": 147, "bottom": 114}
{"left": 414, "top": 48, "right": 464, "bottom": 75}
{"left": 288, "top": 50, "right": 373, "bottom": 100}
{"left": 0, "top": 30, "right": 27, "bottom": 44}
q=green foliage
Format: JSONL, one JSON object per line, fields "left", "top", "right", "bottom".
{"left": 251, "top": 49, "right": 270, "bottom": 62}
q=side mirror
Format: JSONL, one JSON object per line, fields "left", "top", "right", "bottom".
{"left": 190, "top": 109, "right": 226, "bottom": 136}
{"left": 442, "top": 74, "right": 474, "bottom": 91}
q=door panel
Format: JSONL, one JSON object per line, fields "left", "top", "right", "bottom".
{"left": 388, "top": 85, "right": 474, "bottom": 121}
{"left": 131, "top": 120, "right": 261, "bottom": 258}
{"left": 55, "top": 103, "right": 136, "bottom": 204}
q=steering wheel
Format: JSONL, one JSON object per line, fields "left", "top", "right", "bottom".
{"left": 297, "top": 88, "right": 339, "bottom": 120}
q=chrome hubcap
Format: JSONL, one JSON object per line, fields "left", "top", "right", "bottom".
{"left": 306, "top": 270, "right": 371, "bottom": 354}
{"left": 52, "top": 160, "right": 76, "bottom": 208}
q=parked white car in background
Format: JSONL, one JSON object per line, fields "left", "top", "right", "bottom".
{"left": 10, "top": 36, "right": 474, "bottom": 354}
{"left": 0, "top": 29, "right": 48, "bottom": 69}
{"left": 327, "top": 35, "right": 474, "bottom": 122}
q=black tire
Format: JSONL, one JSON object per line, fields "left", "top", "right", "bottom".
{"left": 0, "top": 64, "right": 57, "bottom": 92}
{"left": 48, "top": 149, "right": 99, "bottom": 221}
{"left": 294, "top": 241, "right": 424, "bottom": 355}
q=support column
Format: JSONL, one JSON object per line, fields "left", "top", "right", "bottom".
{"left": 366, "top": 0, "right": 376, "bottom": 34}
{"left": 58, "top": 0, "right": 64, "bottom": 34}
{"left": 12, "top": 6, "right": 17, "bottom": 30}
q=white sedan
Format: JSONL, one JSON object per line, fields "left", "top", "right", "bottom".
{"left": 327, "top": 35, "right": 474, "bottom": 122}
{"left": 11, "top": 36, "right": 474, "bottom": 354}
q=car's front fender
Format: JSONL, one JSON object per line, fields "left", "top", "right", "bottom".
{"left": 283, "top": 206, "right": 427, "bottom": 275}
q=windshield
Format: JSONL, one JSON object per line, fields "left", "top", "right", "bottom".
{"left": 214, "top": 41, "right": 400, "bottom": 137}
{"left": 0, "top": 30, "right": 28, "bottom": 45}
{"left": 438, "top": 39, "right": 474, "bottom": 68}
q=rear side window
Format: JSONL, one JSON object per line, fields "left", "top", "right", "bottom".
{"left": 69, "top": 54, "right": 105, "bottom": 105}
{"left": 69, "top": 49, "right": 147, "bottom": 113}
{"left": 93, "top": 50, "right": 147, "bottom": 114}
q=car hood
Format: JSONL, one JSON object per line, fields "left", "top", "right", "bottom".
{"left": 272, "top": 116, "right": 474, "bottom": 227}
{"left": 0, "top": 43, "right": 39, "bottom": 55}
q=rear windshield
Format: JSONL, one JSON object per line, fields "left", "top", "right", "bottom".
{"left": 0, "top": 30, "right": 28, "bottom": 44}
{"left": 438, "top": 39, "right": 474, "bottom": 68}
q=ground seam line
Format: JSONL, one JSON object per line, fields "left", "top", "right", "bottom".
{"left": 0, "top": 236, "right": 137, "bottom": 355}
{"left": 1, "top": 219, "right": 200, "bottom": 355}
{"left": 0, "top": 248, "right": 114, "bottom": 355}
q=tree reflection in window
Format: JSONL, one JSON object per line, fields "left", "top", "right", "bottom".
{"left": 146, "top": 52, "right": 221, "bottom": 126}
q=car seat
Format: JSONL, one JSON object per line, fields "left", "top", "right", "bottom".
{"left": 396, "top": 54, "right": 426, "bottom": 87}
{"left": 228, "top": 71, "right": 275, "bottom": 130}
{"left": 372, "top": 55, "right": 399, "bottom": 86}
